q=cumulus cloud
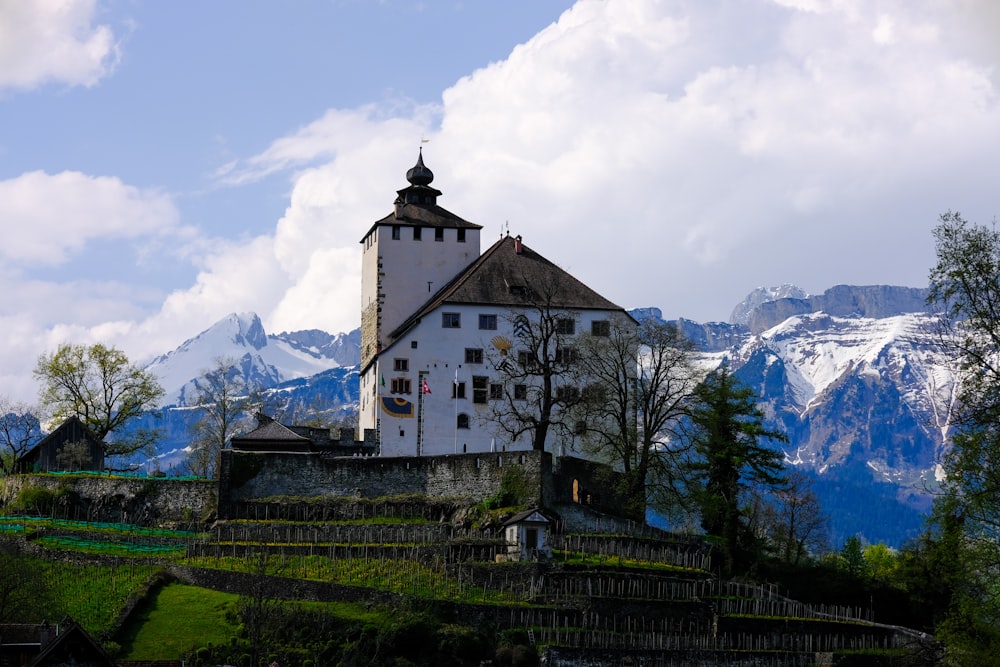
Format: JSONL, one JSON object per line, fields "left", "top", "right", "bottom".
{"left": 7, "top": 0, "right": 1000, "bottom": 403}
{"left": 0, "top": 0, "right": 119, "bottom": 90}
{"left": 193, "top": 0, "right": 1000, "bottom": 344}
{"left": 0, "top": 171, "right": 180, "bottom": 266}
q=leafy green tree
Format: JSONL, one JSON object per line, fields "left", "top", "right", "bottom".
{"left": 34, "top": 343, "right": 164, "bottom": 464}
{"left": 684, "top": 363, "right": 787, "bottom": 574}
{"left": 574, "top": 316, "right": 699, "bottom": 520}
{"left": 926, "top": 210, "right": 1000, "bottom": 652}
{"left": 187, "top": 357, "right": 253, "bottom": 478}
{"left": 863, "top": 542, "right": 898, "bottom": 583}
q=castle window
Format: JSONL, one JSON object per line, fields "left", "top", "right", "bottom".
{"left": 442, "top": 312, "right": 461, "bottom": 328}
{"left": 472, "top": 376, "right": 488, "bottom": 404}
{"left": 457, "top": 413, "right": 470, "bottom": 429}
{"left": 411, "top": 341, "right": 418, "bottom": 349}
{"left": 489, "top": 383, "right": 503, "bottom": 400}
{"left": 575, "top": 420, "right": 587, "bottom": 435}
{"left": 457, "top": 228, "right": 466, "bottom": 242}
{"left": 517, "top": 350, "right": 535, "bottom": 368}
{"left": 514, "top": 384, "right": 527, "bottom": 400}
{"left": 413, "top": 227, "right": 422, "bottom": 241}
{"left": 591, "top": 320, "right": 610, "bottom": 336}
{"left": 556, "top": 385, "right": 580, "bottom": 402}
{"left": 465, "top": 348, "right": 483, "bottom": 364}
{"left": 391, "top": 378, "right": 412, "bottom": 394}
{"left": 555, "top": 346, "right": 578, "bottom": 364}
{"left": 479, "top": 314, "right": 497, "bottom": 330}
{"left": 556, "top": 318, "right": 575, "bottom": 335}
{"left": 392, "top": 225, "right": 401, "bottom": 240}
{"left": 435, "top": 228, "right": 444, "bottom": 242}
{"left": 452, "top": 382, "right": 466, "bottom": 399}
{"left": 393, "top": 358, "right": 409, "bottom": 372}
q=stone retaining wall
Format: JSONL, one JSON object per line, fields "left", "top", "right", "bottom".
{"left": 0, "top": 475, "right": 217, "bottom": 526}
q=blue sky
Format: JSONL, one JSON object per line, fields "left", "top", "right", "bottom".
{"left": 2, "top": 0, "right": 1000, "bottom": 401}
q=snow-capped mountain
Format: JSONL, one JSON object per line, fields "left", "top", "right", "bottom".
{"left": 140, "top": 288, "right": 951, "bottom": 546}
{"left": 145, "top": 312, "right": 359, "bottom": 406}
{"left": 672, "top": 284, "right": 955, "bottom": 546}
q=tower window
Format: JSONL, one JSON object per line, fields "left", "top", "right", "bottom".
{"left": 391, "top": 225, "right": 401, "bottom": 240}
{"left": 479, "top": 314, "right": 497, "bottom": 330}
{"left": 591, "top": 320, "right": 610, "bottom": 336}
{"left": 452, "top": 382, "right": 467, "bottom": 399}
{"left": 490, "top": 383, "right": 503, "bottom": 400}
{"left": 435, "top": 228, "right": 444, "bottom": 242}
{"left": 465, "top": 348, "right": 483, "bottom": 364}
{"left": 457, "top": 413, "right": 470, "bottom": 429}
{"left": 457, "top": 228, "right": 466, "bottom": 242}
{"left": 391, "top": 378, "right": 412, "bottom": 394}
{"left": 413, "top": 227, "right": 422, "bottom": 240}
{"left": 556, "top": 318, "right": 576, "bottom": 335}
{"left": 442, "top": 312, "right": 461, "bottom": 328}
{"left": 514, "top": 384, "right": 527, "bottom": 400}
{"left": 394, "top": 358, "right": 409, "bottom": 372}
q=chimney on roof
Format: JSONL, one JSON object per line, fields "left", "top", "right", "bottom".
{"left": 393, "top": 196, "right": 403, "bottom": 220}
{"left": 514, "top": 235, "right": 523, "bottom": 255}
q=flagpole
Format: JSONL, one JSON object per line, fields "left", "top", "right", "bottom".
{"left": 454, "top": 368, "right": 458, "bottom": 454}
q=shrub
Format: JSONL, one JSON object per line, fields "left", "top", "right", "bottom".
{"left": 12, "top": 486, "right": 57, "bottom": 514}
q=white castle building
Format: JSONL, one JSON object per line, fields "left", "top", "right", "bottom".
{"left": 359, "top": 151, "right": 631, "bottom": 457}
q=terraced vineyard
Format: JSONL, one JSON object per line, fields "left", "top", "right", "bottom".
{"left": 4, "top": 502, "right": 934, "bottom": 666}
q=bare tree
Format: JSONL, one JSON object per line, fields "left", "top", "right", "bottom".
{"left": 0, "top": 397, "right": 41, "bottom": 475}
{"left": 573, "top": 317, "right": 700, "bottom": 520}
{"left": 488, "top": 289, "right": 587, "bottom": 453}
{"left": 187, "top": 357, "right": 253, "bottom": 478}
{"left": 760, "top": 471, "right": 829, "bottom": 565}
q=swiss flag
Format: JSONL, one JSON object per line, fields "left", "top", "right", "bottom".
{"left": 422, "top": 378, "right": 432, "bottom": 394}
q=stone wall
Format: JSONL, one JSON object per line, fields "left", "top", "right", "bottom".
{"left": 219, "top": 449, "right": 550, "bottom": 510}
{"left": 0, "top": 474, "right": 217, "bottom": 526}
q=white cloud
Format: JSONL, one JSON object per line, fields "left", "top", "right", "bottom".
{"left": 6, "top": 0, "right": 1000, "bottom": 404}
{"left": 0, "top": 0, "right": 119, "bottom": 90}
{"left": 0, "top": 171, "right": 180, "bottom": 266}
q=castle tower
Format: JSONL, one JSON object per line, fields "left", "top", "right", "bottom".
{"left": 360, "top": 150, "right": 483, "bottom": 367}
{"left": 359, "top": 152, "right": 482, "bottom": 446}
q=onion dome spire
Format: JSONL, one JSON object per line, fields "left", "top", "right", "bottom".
{"left": 396, "top": 147, "right": 442, "bottom": 206}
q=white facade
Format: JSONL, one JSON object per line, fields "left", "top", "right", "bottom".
{"left": 359, "top": 153, "right": 630, "bottom": 458}
{"left": 359, "top": 303, "right": 623, "bottom": 456}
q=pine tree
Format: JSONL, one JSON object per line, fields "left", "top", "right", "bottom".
{"left": 685, "top": 363, "right": 787, "bottom": 575}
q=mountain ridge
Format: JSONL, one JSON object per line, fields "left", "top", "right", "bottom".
{"left": 138, "top": 283, "right": 948, "bottom": 546}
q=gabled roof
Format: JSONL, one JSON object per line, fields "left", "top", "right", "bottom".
{"left": 388, "top": 235, "right": 626, "bottom": 342}
{"left": 27, "top": 619, "right": 114, "bottom": 667}
{"left": 234, "top": 419, "right": 309, "bottom": 442}
{"left": 503, "top": 508, "right": 552, "bottom": 526}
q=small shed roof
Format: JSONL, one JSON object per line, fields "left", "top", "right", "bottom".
{"left": 503, "top": 509, "right": 551, "bottom": 527}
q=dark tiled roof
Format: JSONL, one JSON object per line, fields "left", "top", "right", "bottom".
{"left": 362, "top": 202, "right": 481, "bottom": 240}
{"left": 503, "top": 508, "right": 552, "bottom": 526}
{"left": 235, "top": 420, "right": 309, "bottom": 442}
{"left": 388, "top": 235, "right": 626, "bottom": 342}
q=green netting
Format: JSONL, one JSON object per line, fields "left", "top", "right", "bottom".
{"left": 35, "top": 534, "right": 185, "bottom": 556}
{"left": 0, "top": 516, "right": 200, "bottom": 538}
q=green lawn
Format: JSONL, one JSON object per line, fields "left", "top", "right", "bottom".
{"left": 117, "top": 584, "right": 239, "bottom": 660}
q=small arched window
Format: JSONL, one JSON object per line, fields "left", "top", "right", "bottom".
{"left": 457, "top": 413, "right": 470, "bottom": 429}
